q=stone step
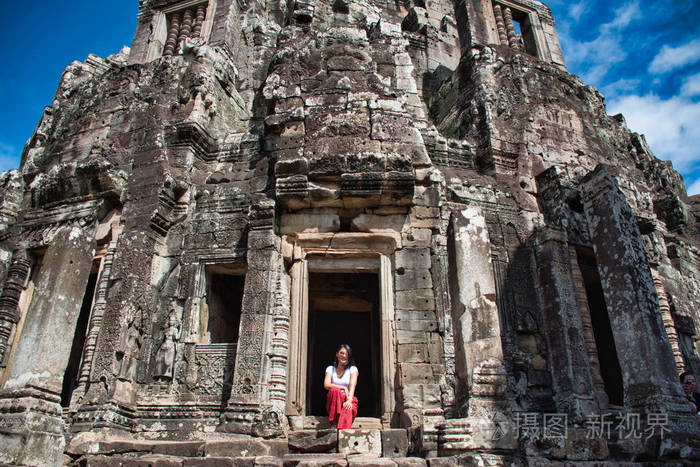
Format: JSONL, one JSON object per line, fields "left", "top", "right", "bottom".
{"left": 75, "top": 454, "right": 431, "bottom": 466}
{"left": 292, "top": 416, "right": 382, "bottom": 430}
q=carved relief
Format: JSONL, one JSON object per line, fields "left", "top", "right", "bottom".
{"left": 154, "top": 309, "right": 181, "bottom": 381}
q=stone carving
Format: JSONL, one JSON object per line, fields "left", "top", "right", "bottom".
{"left": 153, "top": 309, "right": 181, "bottom": 381}
{"left": 195, "top": 344, "right": 235, "bottom": 396}
{"left": 117, "top": 309, "right": 143, "bottom": 381}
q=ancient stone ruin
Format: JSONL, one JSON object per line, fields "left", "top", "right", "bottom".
{"left": 1, "top": 0, "right": 699, "bottom": 465}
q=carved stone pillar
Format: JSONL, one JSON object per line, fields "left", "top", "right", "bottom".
{"left": 493, "top": 4, "right": 508, "bottom": 46}
{"left": 163, "top": 12, "right": 182, "bottom": 56}
{"left": 447, "top": 208, "right": 506, "bottom": 412}
{"left": 221, "top": 201, "right": 284, "bottom": 436}
{"left": 569, "top": 245, "right": 609, "bottom": 409}
{"left": 192, "top": 4, "right": 206, "bottom": 37}
{"left": 580, "top": 165, "right": 689, "bottom": 414}
{"left": 177, "top": 8, "right": 194, "bottom": 48}
{"left": 534, "top": 228, "right": 597, "bottom": 420}
{"left": 651, "top": 268, "right": 684, "bottom": 373}
{"left": 443, "top": 207, "right": 517, "bottom": 453}
{"left": 0, "top": 251, "right": 30, "bottom": 366}
{"left": 502, "top": 7, "right": 518, "bottom": 49}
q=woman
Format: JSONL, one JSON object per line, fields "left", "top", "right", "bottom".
{"left": 680, "top": 371, "right": 700, "bottom": 415}
{"left": 324, "top": 344, "right": 359, "bottom": 429}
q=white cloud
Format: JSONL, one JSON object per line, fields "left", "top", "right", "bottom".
{"left": 0, "top": 142, "right": 20, "bottom": 173}
{"left": 559, "top": 2, "right": 641, "bottom": 85}
{"left": 681, "top": 72, "right": 700, "bottom": 97}
{"left": 601, "top": 77, "right": 641, "bottom": 99}
{"left": 687, "top": 178, "right": 700, "bottom": 196}
{"left": 567, "top": 1, "right": 586, "bottom": 20}
{"left": 649, "top": 38, "right": 700, "bottom": 74}
{"left": 607, "top": 94, "right": 700, "bottom": 175}
{"left": 603, "top": 1, "right": 641, "bottom": 31}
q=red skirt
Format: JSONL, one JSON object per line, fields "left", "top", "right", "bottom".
{"left": 326, "top": 386, "right": 358, "bottom": 429}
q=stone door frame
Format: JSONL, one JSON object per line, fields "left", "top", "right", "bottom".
{"left": 283, "top": 233, "right": 398, "bottom": 427}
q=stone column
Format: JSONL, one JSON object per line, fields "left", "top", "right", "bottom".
{"left": 192, "top": 4, "right": 206, "bottom": 37}
{"left": 447, "top": 207, "right": 504, "bottom": 410}
{"left": 444, "top": 207, "right": 516, "bottom": 453}
{"left": 502, "top": 7, "right": 518, "bottom": 49}
{"left": 651, "top": 268, "right": 684, "bottom": 373}
{"left": 580, "top": 166, "right": 689, "bottom": 413}
{"left": 493, "top": 4, "right": 508, "bottom": 46}
{"left": 177, "top": 8, "right": 194, "bottom": 48}
{"left": 534, "top": 228, "right": 597, "bottom": 420}
{"left": 163, "top": 12, "right": 182, "bottom": 56}
{"left": 0, "top": 250, "right": 30, "bottom": 367}
{"left": 4, "top": 227, "right": 94, "bottom": 391}
{"left": 222, "top": 201, "right": 284, "bottom": 436}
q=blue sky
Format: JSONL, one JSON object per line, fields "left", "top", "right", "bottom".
{"left": 1, "top": 1, "right": 699, "bottom": 195}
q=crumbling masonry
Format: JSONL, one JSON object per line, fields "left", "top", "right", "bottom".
{"left": 1, "top": 0, "right": 700, "bottom": 465}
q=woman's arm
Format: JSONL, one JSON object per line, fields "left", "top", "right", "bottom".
{"left": 343, "top": 369, "right": 358, "bottom": 409}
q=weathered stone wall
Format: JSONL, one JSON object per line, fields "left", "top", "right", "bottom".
{"left": 0, "top": 0, "right": 699, "bottom": 465}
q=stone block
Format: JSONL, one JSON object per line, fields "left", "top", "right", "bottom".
{"left": 347, "top": 456, "right": 397, "bottom": 466}
{"left": 396, "top": 289, "right": 435, "bottom": 311}
{"left": 351, "top": 214, "right": 407, "bottom": 232}
{"left": 400, "top": 229, "right": 432, "bottom": 248}
{"left": 395, "top": 269, "right": 433, "bottom": 291}
{"left": 253, "top": 456, "right": 284, "bottom": 466}
{"left": 395, "top": 248, "right": 431, "bottom": 270}
{"left": 284, "top": 453, "right": 348, "bottom": 466}
{"left": 395, "top": 317, "right": 438, "bottom": 332}
{"left": 397, "top": 343, "right": 430, "bottom": 363}
{"left": 394, "top": 458, "right": 427, "bottom": 466}
{"left": 412, "top": 187, "right": 441, "bottom": 207}
{"left": 288, "top": 429, "right": 338, "bottom": 453}
{"left": 381, "top": 429, "right": 409, "bottom": 457}
{"left": 399, "top": 363, "right": 441, "bottom": 385}
{"left": 204, "top": 438, "right": 273, "bottom": 457}
{"left": 280, "top": 212, "right": 340, "bottom": 234}
{"left": 401, "top": 384, "right": 441, "bottom": 410}
{"left": 396, "top": 330, "right": 429, "bottom": 344}
{"left": 338, "top": 429, "right": 382, "bottom": 456}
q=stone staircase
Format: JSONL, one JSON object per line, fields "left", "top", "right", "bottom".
{"left": 64, "top": 422, "right": 436, "bottom": 467}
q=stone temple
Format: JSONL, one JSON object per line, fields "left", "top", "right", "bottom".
{"left": 1, "top": 0, "right": 700, "bottom": 465}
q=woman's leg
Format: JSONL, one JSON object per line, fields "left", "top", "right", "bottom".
{"left": 326, "top": 387, "right": 346, "bottom": 425}
{"left": 336, "top": 397, "right": 358, "bottom": 429}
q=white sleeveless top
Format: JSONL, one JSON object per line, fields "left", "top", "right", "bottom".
{"left": 325, "top": 365, "right": 358, "bottom": 389}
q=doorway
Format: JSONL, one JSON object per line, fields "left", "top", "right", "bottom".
{"left": 576, "top": 247, "right": 624, "bottom": 406}
{"left": 307, "top": 272, "right": 381, "bottom": 418}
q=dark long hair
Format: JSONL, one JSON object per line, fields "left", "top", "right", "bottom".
{"left": 333, "top": 344, "right": 355, "bottom": 367}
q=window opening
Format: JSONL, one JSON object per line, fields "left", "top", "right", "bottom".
{"left": 60, "top": 259, "right": 100, "bottom": 407}
{"left": 576, "top": 247, "right": 624, "bottom": 406}
{"left": 492, "top": 2, "right": 539, "bottom": 57}
{"left": 307, "top": 272, "right": 381, "bottom": 418}
{"left": 163, "top": 1, "right": 209, "bottom": 56}
{"left": 202, "top": 264, "right": 245, "bottom": 344}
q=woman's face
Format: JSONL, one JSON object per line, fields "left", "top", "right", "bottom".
{"left": 683, "top": 374, "right": 696, "bottom": 396}
{"left": 336, "top": 347, "right": 349, "bottom": 366}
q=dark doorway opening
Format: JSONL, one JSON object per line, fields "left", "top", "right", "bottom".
{"left": 307, "top": 272, "right": 381, "bottom": 418}
{"left": 576, "top": 247, "right": 624, "bottom": 406}
{"left": 61, "top": 260, "right": 100, "bottom": 407}
{"left": 205, "top": 265, "right": 245, "bottom": 344}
